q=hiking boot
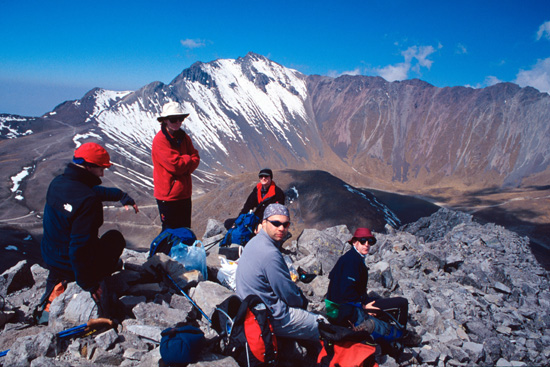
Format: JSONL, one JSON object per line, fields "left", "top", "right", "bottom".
{"left": 353, "top": 318, "right": 375, "bottom": 334}
{"left": 400, "top": 330, "right": 422, "bottom": 347}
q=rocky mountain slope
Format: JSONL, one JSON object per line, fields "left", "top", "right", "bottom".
{"left": 1, "top": 208, "right": 548, "bottom": 366}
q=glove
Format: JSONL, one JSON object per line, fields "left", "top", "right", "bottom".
{"left": 119, "top": 192, "right": 135, "bottom": 206}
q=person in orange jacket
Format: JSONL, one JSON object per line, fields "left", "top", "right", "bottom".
{"left": 152, "top": 102, "right": 200, "bottom": 231}
{"left": 239, "top": 168, "right": 285, "bottom": 221}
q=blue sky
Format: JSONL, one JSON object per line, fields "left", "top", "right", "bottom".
{"left": 1, "top": 0, "right": 549, "bottom": 116}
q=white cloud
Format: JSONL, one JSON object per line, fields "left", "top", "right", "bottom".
{"left": 536, "top": 21, "right": 550, "bottom": 41}
{"left": 327, "top": 68, "right": 362, "bottom": 78}
{"left": 514, "top": 57, "right": 550, "bottom": 93}
{"left": 484, "top": 76, "right": 503, "bottom": 86}
{"left": 456, "top": 43, "right": 468, "bottom": 54}
{"left": 466, "top": 76, "right": 504, "bottom": 89}
{"left": 371, "top": 45, "right": 437, "bottom": 82}
{"left": 374, "top": 63, "right": 410, "bottom": 82}
{"left": 180, "top": 39, "right": 206, "bottom": 49}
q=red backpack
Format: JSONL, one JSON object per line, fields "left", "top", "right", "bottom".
{"left": 212, "top": 295, "right": 278, "bottom": 367}
{"left": 317, "top": 322, "right": 378, "bottom": 367}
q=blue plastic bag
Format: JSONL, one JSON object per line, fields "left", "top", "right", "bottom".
{"left": 169, "top": 240, "right": 208, "bottom": 280}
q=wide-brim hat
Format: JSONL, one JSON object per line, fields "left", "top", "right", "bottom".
{"left": 157, "top": 101, "right": 190, "bottom": 122}
{"left": 348, "top": 228, "right": 375, "bottom": 244}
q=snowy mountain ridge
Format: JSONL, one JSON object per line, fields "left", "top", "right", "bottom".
{"left": 3, "top": 52, "right": 550, "bottom": 197}
{"left": 79, "top": 53, "right": 312, "bottom": 176}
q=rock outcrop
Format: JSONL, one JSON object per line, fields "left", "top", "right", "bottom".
{"left": 0, "top": 208, "right": 548, "bottom": 366}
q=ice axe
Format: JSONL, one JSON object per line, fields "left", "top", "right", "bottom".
{"left": 0, "top": 319, "right": 114, "bottom": 358}
{"left": 57, "top": 317, "right": 115, "bottom": 339}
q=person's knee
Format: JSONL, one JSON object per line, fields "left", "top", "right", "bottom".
{"left": 101, "top": 230, "right": 126, "bottom": 250}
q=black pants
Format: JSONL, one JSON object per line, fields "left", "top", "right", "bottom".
{"left": 157, "top": 197, "right": 192, "bottom": 231}
{"left": 40, "top": 230, "right": 126, "bottom": 305}
{"left": 369, "top": 296, "right": 409, "bottom": 327}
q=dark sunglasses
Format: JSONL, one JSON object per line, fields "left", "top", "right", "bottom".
{"left": 267, "top": 219, "right": 291, "bottom": 229}
{"left": 167, "top": 117, "right": 184, "bottom": 124}
{"left": 259, "top": 175, "right": 270, "bottom": 179}
{"left": 358, "top": 237, "right": 376, "bottom": 245}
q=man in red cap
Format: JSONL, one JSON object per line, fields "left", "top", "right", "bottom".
{"left": 38, "top": 142, "right": 139, "bottom": 322}
{"left": 152, "top": 101, "right": 200, "bottom": 231}
{"left": 326, "top": 228, "right": 421, "bottom": 348}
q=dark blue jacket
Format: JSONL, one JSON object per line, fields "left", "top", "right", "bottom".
{"left": 41, "top": 164, "right": 127, "bottom": 291}
{"left": 327, "top": 247, "right": 369, "bottom": 305}
{"left": 326, "top": 247, "right": 370, "bottom": 325}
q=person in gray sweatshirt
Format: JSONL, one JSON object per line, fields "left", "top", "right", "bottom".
{"left": 235, "top": 203, "right": 323, "bottom": 342}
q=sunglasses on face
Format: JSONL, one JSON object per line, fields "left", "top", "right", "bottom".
{"left": 167, "top": 117, "right": 184, "bottom": 124}
{"left": 267, "top": 219, "right": 291, "bottom": 229}
{"left": 358, "top": 237, "right": 376, "bottom": 245}
{"left": 259, "top": 175, "right": 270, "bottom": 179}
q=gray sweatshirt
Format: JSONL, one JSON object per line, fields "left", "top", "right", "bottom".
{"left": 235, "top": 229, "right": 305, "bottom": 322}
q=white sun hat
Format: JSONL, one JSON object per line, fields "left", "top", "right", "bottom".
{"left": 157, "top": 101, "right": 190, "bottom": 122}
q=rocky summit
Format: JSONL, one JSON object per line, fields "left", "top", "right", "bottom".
{"left": 0, "top": 208, "right": 548, "bottom": 366}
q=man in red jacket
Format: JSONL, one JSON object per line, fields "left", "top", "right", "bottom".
{"left": 152, "top": 102, "right": 200, "bottom": 231}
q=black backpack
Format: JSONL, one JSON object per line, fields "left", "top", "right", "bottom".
{"left": 212, "top": 295, "right": 278, "bottom": 367}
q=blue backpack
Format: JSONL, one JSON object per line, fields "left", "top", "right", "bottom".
{"left": 160, "top": 324, "right": 205, "bottom": 364}
{"left": 149, "top": 227, "right": 197, "bottom": 257}
{"left": 220, "top": 213, "right": 261, "bottom": 247}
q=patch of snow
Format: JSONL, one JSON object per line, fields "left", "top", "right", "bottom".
{"left": 24, "top": 235, "right": 32, "bottom": 241}
{"left": 0, "top": 117, "right": 34, "bottom": 139}
{"left": 5, "top": 245, "right": 18, "bottom": 251}
{"left": 11, "top": 166, "right": 33, "bottom": 193}
{"left": 73, "top": 132, "right": 103, "bottom": 148}
{"left": 344, "top": 184, "right": 400, "bottom": 228}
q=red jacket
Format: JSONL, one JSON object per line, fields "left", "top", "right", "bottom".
{"left": 152, "top": 126, "right": 200, "bottom": 201}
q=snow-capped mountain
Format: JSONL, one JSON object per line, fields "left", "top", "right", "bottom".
{"left": 44, "top": 53, "right": 329, "bottom": 182}
{"left": 30, "top": 52, "right": 550, "bottom": 193}
{"left": 2, "top": 52, "right": 550, "bottom": 250}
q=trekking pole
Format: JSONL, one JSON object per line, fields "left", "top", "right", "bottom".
{"left": 0, "top": 349, "right": 8, "bottom": 357}
{"left": 164, "top": 271, "right": 212, "bottom": 324}
{"left": 204, "top": 237, "right": 223, "bottom": 253}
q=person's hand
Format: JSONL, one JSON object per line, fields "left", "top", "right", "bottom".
{"left": 363, "top": 300, "right": 380, "bottom": 316}
{"left": 91, "top": 284, "right": 103, "bottom": 302}
{"left": 125, "top": 204, "right": 139, "bottom": 213}
{"left": 120, "top": 192, "right": 138, "bottom": 213}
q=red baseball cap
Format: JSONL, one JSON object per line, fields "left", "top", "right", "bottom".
{"left": 348, "top": 228, "right": 376, "bottom": 244}
{"left": 73, "top": 142, "right": 112, "bottom": 168}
